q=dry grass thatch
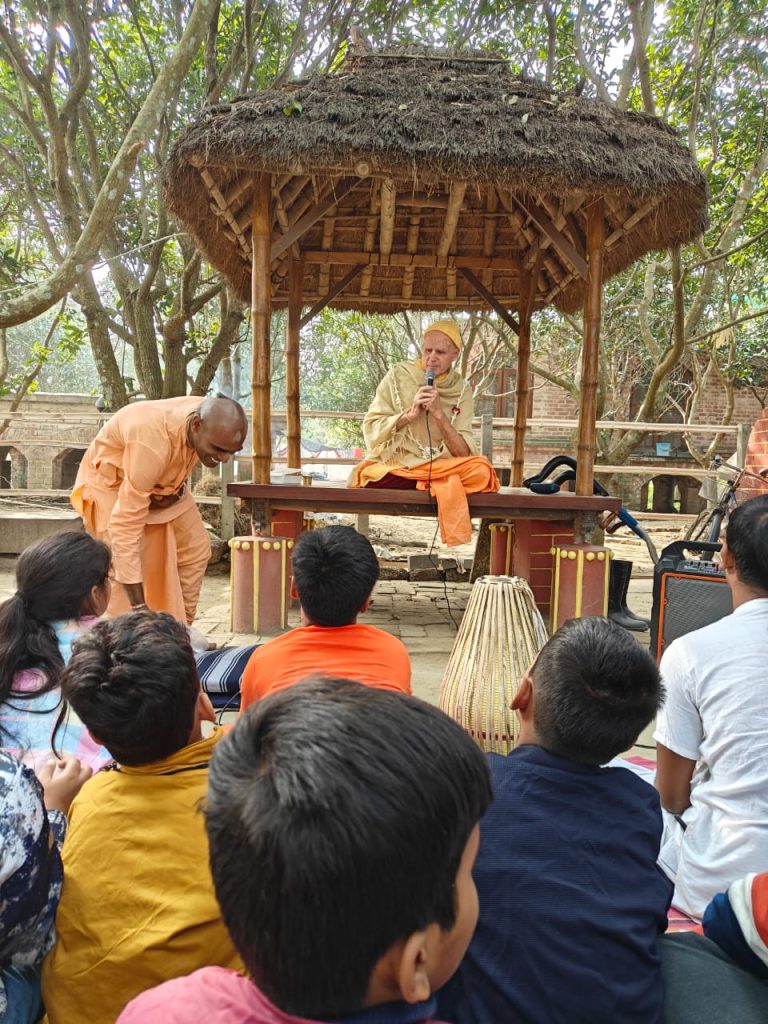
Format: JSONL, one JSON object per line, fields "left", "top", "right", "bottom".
{"left": 162, "top": 49, "right": 708, "bottom": 314}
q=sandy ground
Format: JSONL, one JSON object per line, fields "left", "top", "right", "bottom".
{"left": 0, "top": 512, "right": 685, "bottom": 758}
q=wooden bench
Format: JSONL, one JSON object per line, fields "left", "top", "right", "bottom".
{"left": 227, "top": 482, "right": 621, "bottom": 527}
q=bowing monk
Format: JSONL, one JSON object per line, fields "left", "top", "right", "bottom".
{"left": 349, "top": 320, "right": 499, "bottom": 546}
{"left": 71, "top": 396, "right": 247, "bottom": 624}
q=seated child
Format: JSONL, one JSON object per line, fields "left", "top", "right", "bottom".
{"left": 239, "top": 526, "right": 411, "bottom": 709}
{"left": 660, "top": 872, "right": 768, "bottom": 1023}
{"left": 0, "top": 751, "right": 90, "bottom": 1024}
{"left": 0, "top": 531, "right": 113, "bottom": 772}
{"left": 118, "top": 676, "right": 492, "bottom": 1023}
{"left": 41, "top": 611, "right": 242, "bottom": 1024}
{"left": 438, "top": 616, "right": 672, "bottom": 1024}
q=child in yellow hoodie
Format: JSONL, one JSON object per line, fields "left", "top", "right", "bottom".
{"left": 42, "top": 611, "right": 241, "bottom": 1024}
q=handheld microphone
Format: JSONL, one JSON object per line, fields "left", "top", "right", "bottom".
{"left": 424, "top": 369, "right": 436, "bottom": 419}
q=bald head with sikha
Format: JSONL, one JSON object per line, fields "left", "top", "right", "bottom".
{"left": 188, "top": 396, "right": 248, "bottom": 468}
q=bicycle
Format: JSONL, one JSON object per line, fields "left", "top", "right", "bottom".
{"left": 683, "top": 456, "right": 768, "bottom": 543}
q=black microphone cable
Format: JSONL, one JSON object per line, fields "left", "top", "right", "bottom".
{"left": 423, "top": 370, "right": 460, "bottom": 632}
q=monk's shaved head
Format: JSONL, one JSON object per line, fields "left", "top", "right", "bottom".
{"left": 199, "top": 396, "right": 248, "bottom": 438}
{"left": 189, "top": 395, "right": 248, "bottom": 467}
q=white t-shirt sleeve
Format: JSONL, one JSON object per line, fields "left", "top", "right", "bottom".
{"left": 654, "top": 640, "right": 704, "bottom": 761}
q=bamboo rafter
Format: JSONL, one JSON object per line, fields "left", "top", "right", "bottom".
{"left": 359, "top": 183, "right": 381, "bottom": 298}
{"left": 199, "top": 168, "right": 251, "bottom": 259}
{"left": 380, "top": 178, "right": 397, "bottom": 256}
{"left": 402, "top": 212, "right": 422, "bottom": 300}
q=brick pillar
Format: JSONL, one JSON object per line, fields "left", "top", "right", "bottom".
{"left": 741, "top": 409, "right": 768, "bottom": 502}
{"left": 508, "top": 519, "right": 575, "bottom": 620}
{"left": 229, "top": 536, "right": 292, "bottom": 634}
{"left": 549, "top": 544, "right": 611, "bottom": 630}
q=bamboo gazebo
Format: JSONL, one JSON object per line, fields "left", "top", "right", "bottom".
{"left": 162, "top": 47, "right": 707, "bottom": 529}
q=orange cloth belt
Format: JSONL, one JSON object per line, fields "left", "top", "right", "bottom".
{"left": 349, "top": 456, "right": 500, "bottom": 546}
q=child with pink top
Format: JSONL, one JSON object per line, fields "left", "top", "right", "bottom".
{"left": 118, "top": 677, "right": 492, "bottom": 1024}
{"left": 0, "top": 532, "right": 113, "bottom": 772}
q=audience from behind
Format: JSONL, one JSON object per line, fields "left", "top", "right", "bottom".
{"left": 0, "top": 750, "right": 90, "bottom": 1024}
{"left": 41, "top": 611, "right": 241, "bottom": 1024}
{"left": 118, "top": 677, "right": 492, "bottom": 1023}
{"left": 438, "top": 616, "right": 671, "bottom": 1024}
{"left": 239, "top": 526, "right": 411, "bottom": 709}
{"left": 0, "top": 531, "right": 112, "bottom": 772}
{"left": 655, "top": 495, "right": 768, "bottom": 918}
{"left": 660, "top": 871, "right": 768, "bottom": 1023}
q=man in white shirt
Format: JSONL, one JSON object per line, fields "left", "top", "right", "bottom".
{"left": 655, "top": 494, "right": 768, "bottom": 919}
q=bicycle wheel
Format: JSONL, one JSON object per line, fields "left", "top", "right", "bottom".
{"left": 683, "top": 509, "right": 718, "bottom": 542}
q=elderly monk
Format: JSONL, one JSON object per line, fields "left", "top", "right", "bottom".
{"left": 71, "top": 395, "right": 247, "bottom": 623}
{"left": 349, "top": 320, "right": 499, "bottom": 546}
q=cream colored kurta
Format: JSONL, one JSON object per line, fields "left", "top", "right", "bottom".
{"left": 71, "top": 397, "right": 211, "bottom": 622}
{"left": 360, "top": 359, "right": 477, "bottom": 469}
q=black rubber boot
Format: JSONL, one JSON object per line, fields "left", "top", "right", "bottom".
{"left": 608, "top": 559, "right": 650, "bottom": 631}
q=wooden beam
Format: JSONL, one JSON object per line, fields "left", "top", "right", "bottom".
{"left": 516, "top": 198, "right": 589, "bottom": 279}
{"left": 380, "top": 178, "right": 396, "bottom": 255}
{"left": 286, "top": 258, "right": 303, "bottom": 469}
{"left": 283, "top": 295, "right": 523, "bottom": 310}
{"left": 223, "top": 175, "right": 254, "bottom": 212}
{"left": 482, "top": 187, "right": 499, "bottom": 288}
{"left": 318, "top": 212, "right": 336, "bottom": 294}
{"left": 251, "top": 173, "right": 273, "bottom": 487}
{"left": 437, "top": 181, "right": 466, "bottom": 257}
{"left": 200, "top": 168, "right": 250, "bottom": 259}
{"left": 458, "top": 267, "right": 520, "bottom": 335}
{"left": 300, "top": 264, "right": 365, "bottom": 327}
{"left": 440, "top": 182, "right": 466, "bottom": 303}
{"left": 575, "top": 198, "right": 605, "bottom": 499}
{"left": 604, "top": 196, "right": 662, "bottom": 247}
{"left": 359, "top": 181, "right": 381, "bottom": 298}
{"left": 301, "top": 250, "right": 522, "bottom": 271}
{"left": 270, "top": 177, "right": 359, "bottom": 261}
{"left": 402, "top": 213, "right": 422, "bottom": 300}
{"left": 566, "top": 212, "right": 586, "bottom": 260}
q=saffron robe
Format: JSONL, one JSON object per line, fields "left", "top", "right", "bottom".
{"left": 71, "top": 397, "right": 211, "bottom": 623}
{"left": 349, "top": 361, "right": 499, "bottom": 545}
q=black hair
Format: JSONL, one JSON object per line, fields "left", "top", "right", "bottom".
{"left": 60, "top": 611, "right": 200, "bottom": 765}
{"left": 726, "top": 494, "right": 768, "bottom": 592}
{"left": 206, "top": 677, "right": 492, "bottom": 1018}
{"left": 291, "top": 526, "right": 379, "bottom": 626}
{"left": 0, "top": 531, "right": 111, "bottom": 736}
{"left": 531, "top": 616, "right": 663, "bottom": 766}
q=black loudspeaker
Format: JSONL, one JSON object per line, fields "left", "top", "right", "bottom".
{"left": 650, "top": 540, "right": 733, "bottom": 663}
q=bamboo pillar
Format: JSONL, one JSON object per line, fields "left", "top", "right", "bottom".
{"left": 575, "top": 198, "right": 605, "bottom": 497}
{"left": 251, "top": 173, "right": 272, "bottom": 485}
{"left": 286, "top": 258, "right": 303, "bottom": 468}
{"left": 511, "top": 267, "right": 533, "bottom": 487}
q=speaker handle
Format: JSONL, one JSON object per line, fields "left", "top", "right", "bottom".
{"left": 659, "top": 539, "right": 722, "bottom": 562}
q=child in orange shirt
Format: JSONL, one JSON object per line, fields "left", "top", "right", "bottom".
{"left": 240, "top": 526, "right": 410, "bottom": 708}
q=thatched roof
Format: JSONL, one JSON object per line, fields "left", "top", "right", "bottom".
{"left": 162, "top": 49, "right": 708, "bottom": 315}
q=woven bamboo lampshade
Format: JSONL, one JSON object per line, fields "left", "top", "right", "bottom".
{"left": 440, "top": 575, "right": 548, "bottom": 754}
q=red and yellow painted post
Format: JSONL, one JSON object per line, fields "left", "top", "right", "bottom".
{"left": 549, "top": 543, "right": 611, "bottom": 631}
{"left": 229, "top": 536, "right": 292, "bottom": 634}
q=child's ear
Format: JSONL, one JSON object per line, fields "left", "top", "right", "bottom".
{"left": 289, "top": 578, "right": 299, "bottom": 600}
{"left": 719, "top": 539, "right": 735, "bottom": 571}
{"left": 396, "top": 930, "right": 433, "bottom": 1005}
{"left": 511, "top": 672, "right": 533, "bottom": 713}
{"left": 195, "top": 689, "right": 216, "bottom": 725}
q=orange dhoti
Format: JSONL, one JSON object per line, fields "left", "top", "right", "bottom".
{"left": 349, "top": 456, "right": 500, "bottom": 546}
{"left": 72, "top": 484, "right": 210, "bottom": 624}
